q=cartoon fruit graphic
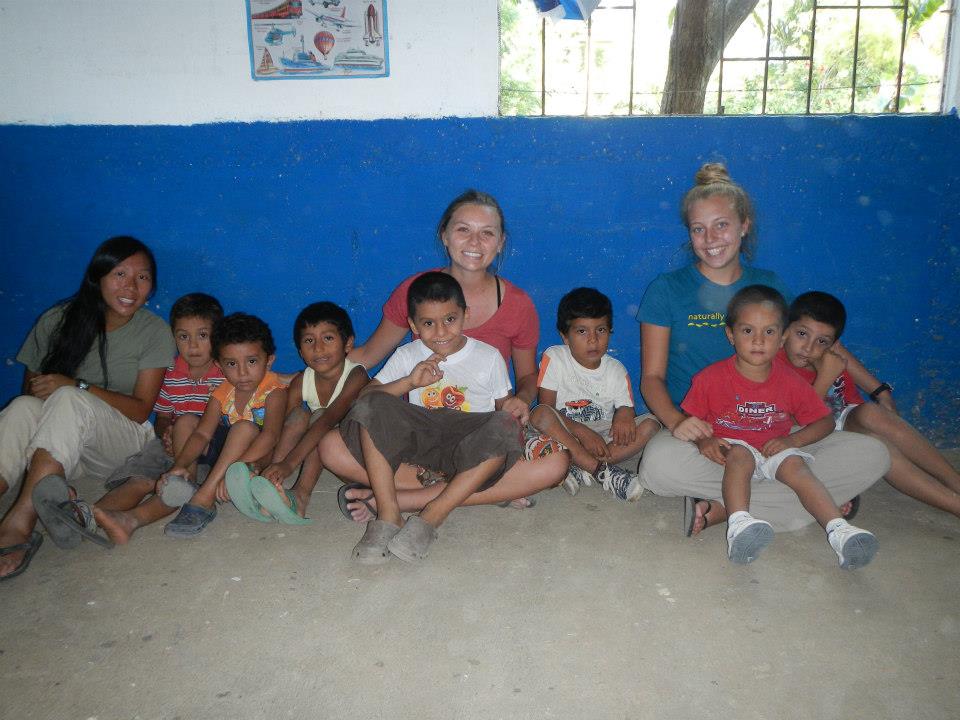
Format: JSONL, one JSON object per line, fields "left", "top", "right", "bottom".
{"left": 442, "top": 386, "right": 466, "bottom": 410}
{"left": 421, "top": 386, "right": 443, "bottom": 408}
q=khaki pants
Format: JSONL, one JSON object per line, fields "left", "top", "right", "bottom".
{"left": 0, "top": 387, "right": 153, "bottom": 491}
{"left": 638, "top": 429, "right": 891, "bottom": 531}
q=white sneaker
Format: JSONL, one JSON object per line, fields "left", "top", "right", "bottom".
{"left": 561, "top": 465, "right": 595, "bottom": 496}
{"left": 597, "top": 463, "right": 643, "bottom": 501}
{"left": 726, "top": 513, "right": 774, "bottom": 564}
{"left": 828, "top": 521, "right": 878, "bottom": 570}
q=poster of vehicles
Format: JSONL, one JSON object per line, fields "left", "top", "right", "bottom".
{"left": 246, "top": 0, "right": 388, "bottom": 80}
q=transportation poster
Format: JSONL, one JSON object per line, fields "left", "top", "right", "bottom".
{"left": 246, "top": 0, "right": 388, "bottom": 80}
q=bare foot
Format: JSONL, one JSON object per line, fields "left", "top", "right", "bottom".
{"left": 839, "top": 500, "right": 853, "bottom": 517}
{"left": 93, "top": 507, "right": 138, "bottom": 545}
{"left": 290, "top": 488, "right": 310, "bottom": 518}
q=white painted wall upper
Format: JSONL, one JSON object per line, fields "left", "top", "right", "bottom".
{"left": 0, "top": 0, "right": 500, "bottom": 125}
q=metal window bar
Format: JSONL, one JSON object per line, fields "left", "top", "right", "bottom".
{"left": 511, "top": 0, "right": 948, "bottom": 116}
{"left": 718, "top": 1, "right": 918, "bottom": 115}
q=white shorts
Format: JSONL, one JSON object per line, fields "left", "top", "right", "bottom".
{"left": 725, "top": 438, "right": 814, "bottom": 483}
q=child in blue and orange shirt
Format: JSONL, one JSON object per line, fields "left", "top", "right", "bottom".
{"left": 163, "top": 312, "right": 287, "bottom": 537}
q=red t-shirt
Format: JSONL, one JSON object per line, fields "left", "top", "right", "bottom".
{"left": 681, "top": 355, "right": 830, "bottom": 450}
{"left": 382, "top": 269, "right": 539, "bottom": 364}
{"left": 777, "top": 348, "right": 863, "bottom": 417}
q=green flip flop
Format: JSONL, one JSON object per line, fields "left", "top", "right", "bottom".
{"left": 250, "top": 476, "right": 312, "bottom": 525}
{"left": 224, "top": 463, "right": 273, "bottom": 523}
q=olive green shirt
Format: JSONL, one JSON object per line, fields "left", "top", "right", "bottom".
{"left": 17, "top": 305, "right": 175, "bottom": 395}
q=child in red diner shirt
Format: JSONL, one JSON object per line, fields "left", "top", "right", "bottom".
{"left": 677, "top": 285, "right": 878, "bottom": 569}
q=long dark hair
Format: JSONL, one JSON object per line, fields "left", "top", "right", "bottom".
{"left": 40, "top": 236, "right": 157, "bottom": 386}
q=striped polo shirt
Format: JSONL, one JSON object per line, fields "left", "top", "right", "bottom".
{"left": 153, "top": 355, "right": 225, "bottom": 418}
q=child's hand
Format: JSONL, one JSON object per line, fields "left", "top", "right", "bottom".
{"left": 610, "top": 416, "right": 637, "bottom": 446}
{"left": 499, "top": 396, "right": 529, "bottom": 425}
{"left": 672, "top": 416, "right": 713, "bottom": 442}
{"left": 262, "top": 461, "right": 292, "bottom": 487}
{"left": 695, "top": 436, "right": 730, "bottom": 465}
{"left": 408, "top": 355, "right": 444, "bottom": 389}
{"left": 215, "top": 479, "right": 230, "bottom": 503}
{"left": 162, "top": 466, "right": 190, "bottom": 482}
{"left": 161, "top": 426, "right": 174, "bottom": 456}
{"left": 814, "top": 348, "right": 846, "bottom": 382}
{"left": 577, "top": 426, "right": 611, "bottom": 460}
{"left": 761, "top": 437, "right": 793, "bottom": 457}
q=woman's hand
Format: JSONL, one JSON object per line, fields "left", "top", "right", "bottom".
{"left": 672, "top": 415, "right": 713, "bottom": 442}
{"left": 498, "top": 395, "right": 529, "bottom": 425}
{"left": 27, "top": 373, "right": 75, "bottom": 400}
{"left": 695, "top": 436, "right": 730, "bottom": 465}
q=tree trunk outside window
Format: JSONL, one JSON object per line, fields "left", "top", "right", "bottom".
{"left": 661, "top": 0, "right": 760, "bottom": 114}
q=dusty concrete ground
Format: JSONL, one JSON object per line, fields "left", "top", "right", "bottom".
{"left": 1, "top": 456, "right": 958, "bottom": 720}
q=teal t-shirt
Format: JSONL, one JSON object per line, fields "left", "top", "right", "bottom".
{"left": 636, "top": 265, "right": 789, "bottom": 405}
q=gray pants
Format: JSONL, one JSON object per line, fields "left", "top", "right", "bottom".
{"left": 0, "top": 387, "right": 153, "bottom": 491}
{"left": 638, "top": 429, "right": 891, "bottom": 531}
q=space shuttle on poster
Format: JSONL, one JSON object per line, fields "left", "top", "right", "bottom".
{"left": 246, "top": 0, "right": 388, "bottom": 80}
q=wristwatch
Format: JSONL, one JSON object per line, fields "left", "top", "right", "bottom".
{"left": 869, "top": 382, "right": 892, "bottom": 401}
{"left": 75, "top": 378, "right": 90, "bottom": 391}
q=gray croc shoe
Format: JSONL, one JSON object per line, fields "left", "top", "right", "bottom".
{"left": 387, "top": 515, "right": 438, "bottom": 563}
{"left": 158, "top": 474, "right": 197, "bottom": 508}
{"left": 353, "top": 519, "right": 402, "bottom": 565}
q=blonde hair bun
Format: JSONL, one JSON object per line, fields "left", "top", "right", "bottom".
{"left": 694, "top": 162, "right": 732, "bottom": 187}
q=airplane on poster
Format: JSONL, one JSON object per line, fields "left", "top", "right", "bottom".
{"left": 306, "top": 6, "right": 357, "bottom": 30}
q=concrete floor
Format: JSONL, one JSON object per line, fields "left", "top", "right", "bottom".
{"left": 1, "top": 456, "right": 958, "bottom": 720}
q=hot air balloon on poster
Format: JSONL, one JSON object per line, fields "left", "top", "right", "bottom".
{"left": 314, "top": 30, "right": 335, "bottom": 58}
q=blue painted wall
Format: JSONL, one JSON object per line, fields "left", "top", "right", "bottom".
{"left": 1, "top": 116, "right": 957, "bottom": 444}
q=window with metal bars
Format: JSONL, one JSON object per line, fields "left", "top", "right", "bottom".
{"left": 499, "top": 0, "right": 953, "bottom": 116}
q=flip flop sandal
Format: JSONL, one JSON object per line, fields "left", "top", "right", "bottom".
{"left": 249, "top": 476, "right": 312, "bottom": 525}
{"left": 0, "top": 531, "right": 44, "bottom": 581}
{"left": 497, "top": 496, "right": 538, "bottom": 510}
{"left": 353, "top": 519, "right": 402, "bottom": 565}
{"left": 683, "top": 497, "right": 713, "bottom": 537}
{"left": 337, "top": 482, "right": 377, "bottom": 522}
{"left": 224, "top": 463, "right": 273, "bottom": 523}
{"left": 33, "top": 475, "right": 81, "bottom": 549}
{"left": 387, "top": 515, "right": 438, "bottom": 563}
{"left": 57, "top": 498, "right": 114, "bottom": 548}
{"left": 842, "top": 495, "right": 861, "bottom": 522}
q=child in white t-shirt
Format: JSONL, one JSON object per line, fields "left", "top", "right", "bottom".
{"left": 531, "top": 287, "right": 660, "bottom": 500}
{"left": 334, "top": 272, "right": 529, "bottom": 564}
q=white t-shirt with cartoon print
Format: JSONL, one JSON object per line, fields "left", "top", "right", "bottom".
{"left": 537, "top": 344, "right": 634, "bottom": 428}
{"left": 375, "top": 337, "right": 512, "bottom": 413}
